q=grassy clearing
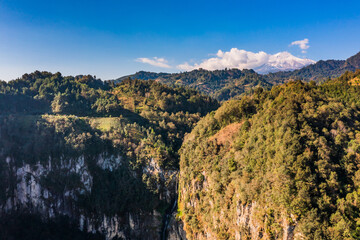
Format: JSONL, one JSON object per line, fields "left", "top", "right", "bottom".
{"left": 88, "top": 117, "right": 122, "bottom": 132}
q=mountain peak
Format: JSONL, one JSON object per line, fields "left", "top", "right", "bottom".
{"left": 255, "top": 51, "right": 315, "bottom": 73}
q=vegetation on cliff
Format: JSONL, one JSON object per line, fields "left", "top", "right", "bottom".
{"left": 179, "top": 70, "right": 360, "bottom": 239}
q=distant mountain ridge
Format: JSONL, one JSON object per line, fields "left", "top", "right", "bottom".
{"left": 112, "top": 51, "right": 360, "bottom": 101}
{"left": 265, "top": 51, "right": 360, "bottom": 83}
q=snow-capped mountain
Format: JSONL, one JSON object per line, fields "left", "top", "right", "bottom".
{"left": 255, "top": 52, "right": 316, "bottom": 73}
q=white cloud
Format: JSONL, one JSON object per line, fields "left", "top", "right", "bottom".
{"left": 136, "top": 57, "right": 171, "bottom": 68}
{"left": 177, "top": 49, "right": 269, "bottom": 71}
{"left": 177, "top": 62, "right": 194, "bottom": 71}
{"left": 291, "top": 38, "right": 310, "bottom": 53}
{"left": 177, "top": 48, "right": 315, "bottom": 73}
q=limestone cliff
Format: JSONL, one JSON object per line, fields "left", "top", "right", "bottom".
{"left": 1, "top": 154, "right": 178, "bottom": 239}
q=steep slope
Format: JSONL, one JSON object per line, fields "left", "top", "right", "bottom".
{"left": 0, "top": 71, "right": 219, "bottom": 239}
{"left": 345, "top": 52, "right": 360, "bottom": 69}
{"left": 179, "top": 70, "right": 360, "bottom": 239}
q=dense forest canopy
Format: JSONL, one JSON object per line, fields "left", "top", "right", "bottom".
{"left": 0, "top": 69, "right": 218, "bottom": 170}
{"left": 179, "top": 70, "right": 360, "bottom": 239}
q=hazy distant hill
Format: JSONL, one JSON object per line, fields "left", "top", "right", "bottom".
{"left": 113, "top": 69, "right": 272, "bottom": 101}
{"left": 115, "top": 71, "right": 170, "bottom": 82}
{"left": 113, "top": 52, "right": 360, "bottom": 101}
{"left": 265, "top": 51, "right": 360, "bottom": 84}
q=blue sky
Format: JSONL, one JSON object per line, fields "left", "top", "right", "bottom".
{"left": 0, "top": 0, "right": 360, "bottom": 80}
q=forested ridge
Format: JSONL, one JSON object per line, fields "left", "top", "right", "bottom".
{"left": 0, "top": 71, "right": 218, "bottom": 173}
{"left": 179, "top": 70, "right": 360, "bottom": 239}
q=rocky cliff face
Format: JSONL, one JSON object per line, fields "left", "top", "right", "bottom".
{"left": 1, "top": 154, "right": 184, "bottom": 239}
{"left": 165, "top": 212, "right": 187, "bottom": 240}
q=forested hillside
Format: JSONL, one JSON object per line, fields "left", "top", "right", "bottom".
{"left": 0, "top": 71, "right": 218, "bottom": 239}
{"left": 179, "top": 70, "right": 360, "bottom": 239}
{"left": 3, "top": 68, "right": 360, "bottom": 239}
